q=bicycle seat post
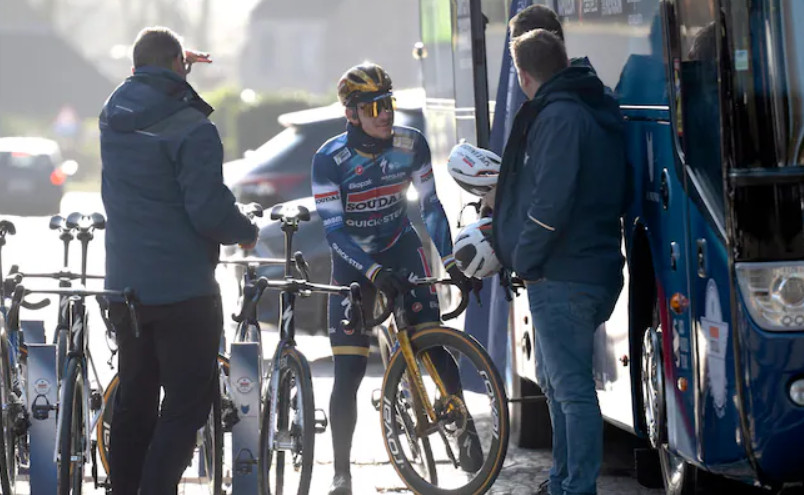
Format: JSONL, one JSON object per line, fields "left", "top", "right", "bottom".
{"left": 281, "top": 220, "right": 298, "bottom": 279}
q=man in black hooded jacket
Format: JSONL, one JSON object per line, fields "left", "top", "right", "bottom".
{"left": 100, "top": 27, "right": 257, "bottom": 494}
{"left": 492, "top": 29, "right": 627, "bottom": 495}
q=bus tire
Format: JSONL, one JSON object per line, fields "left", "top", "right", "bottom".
{"left": 508, "top": 375, "right": 551, "bottom": 449}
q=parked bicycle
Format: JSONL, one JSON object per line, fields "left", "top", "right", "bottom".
{"left": 367, "top": 276, "right": 509, "bottom": 495}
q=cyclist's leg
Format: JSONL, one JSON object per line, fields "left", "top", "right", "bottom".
{"left": 328, "top": 256, "right": 375, "bottom": 484}
{"left": 139, "top": 295, "right": 223, "bottom": 495}
{"left": 108, "top": 302, "right": 160, "bottom": 495}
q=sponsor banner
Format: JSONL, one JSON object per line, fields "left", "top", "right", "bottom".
{"left": 346, "top": 183, "right": 406, "bottom": 212}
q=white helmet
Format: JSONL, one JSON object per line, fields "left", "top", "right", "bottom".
{"left": 447, "top": 142, "right": 501, "bottom": 197}
{"left": 453, "top": 218, "right": 501, "bottom": 279}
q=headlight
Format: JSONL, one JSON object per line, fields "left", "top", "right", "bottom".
{"left": 736, "top": 262, "right": 804, "bottom": 331}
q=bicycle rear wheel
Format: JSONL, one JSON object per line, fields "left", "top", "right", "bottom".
{"left": 0, "top": 334, "right": 18, "bottom": 494}
{"left": 259, "top": 347, "right": 314, "bottom": 495}
{"left": 380, "top": 326, "right": 509, "bottom": 495}
{"left": 58, "top": 358, "right": 85, "bottom": 495}
{"left": 97, "top": 355, "right": 229, "bottom": 493}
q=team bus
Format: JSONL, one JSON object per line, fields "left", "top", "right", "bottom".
{"left": 415, "top": 0, "right": 804, "bottom": 492}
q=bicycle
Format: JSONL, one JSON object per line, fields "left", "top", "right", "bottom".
{"left": 246, "top": 202, "right": 360, "bottom": 495}
{"left": 366, "top": 276, "right": 510, "bottom": 495}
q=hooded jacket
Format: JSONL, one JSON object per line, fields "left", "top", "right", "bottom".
{"left": 492, "top": 65, "right": 627, "bottom": 290}
{"left": 100, "top": 66, "right": 256, "bottom": 305}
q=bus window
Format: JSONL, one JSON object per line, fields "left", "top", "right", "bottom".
{"left": 557, "top": 0, "right": 664, "bottom": 103}
{"left": 676, "top": 0, "right": 725, "bottom": 221}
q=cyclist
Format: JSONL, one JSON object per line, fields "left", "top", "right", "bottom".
{"left": 312, "top": 62, "right": 482, "bottom": 495}
{"left": 99, "top": 26, "right": 257, "bottom": 494}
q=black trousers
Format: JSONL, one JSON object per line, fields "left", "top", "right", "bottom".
{"left": 108, "top": 294, "right": 222, "bottom": 495}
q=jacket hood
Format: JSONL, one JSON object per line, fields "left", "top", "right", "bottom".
{"left": 100, "top": 66, "right": 213, "bottom": 133}
{"left": 530, "top": 65, "right": 623, "bottom": 133}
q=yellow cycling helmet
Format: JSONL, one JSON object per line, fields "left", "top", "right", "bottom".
{"left": 337, "top": 63, "right": 393, "bottom": 107}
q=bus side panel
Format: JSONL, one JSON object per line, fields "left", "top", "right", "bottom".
{"left": 686, "top": 201, "right": 747, "bottom": 469}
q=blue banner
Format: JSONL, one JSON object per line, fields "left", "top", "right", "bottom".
{"left": 462, "top": 0, "right": 534, "bottom": 385}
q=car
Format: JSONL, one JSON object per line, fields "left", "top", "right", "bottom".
{"left": 225, "top": 90, "right": 425, "bottom": 209}
{"left": 225, "top": 194, "right": 448, "bottom": 334}
{"left": 0, "top": 137, "right": 78, "bottom": 215}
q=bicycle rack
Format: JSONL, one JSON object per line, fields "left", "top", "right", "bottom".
{"left": 23, "top": 320, "right": 59, "bottom": 493}
{"left": 229, "top": 342, "right": 262, "bottom": 493}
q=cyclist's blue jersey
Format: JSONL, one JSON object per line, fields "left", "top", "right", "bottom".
{"left": 311, "top": 124, "right": 456, "bottom": 282}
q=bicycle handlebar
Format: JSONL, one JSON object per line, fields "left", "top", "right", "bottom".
{"left": 219, "top": 257, "right": 286, "bottom": 268}
{"left": 8, "top": 284, "right": 140, "bottom": 336}
{"left": 363, "top": 277, "right": 470, "bottom": 328}
{"left": 231, "top": 277, "right": 364, "bottom": 331}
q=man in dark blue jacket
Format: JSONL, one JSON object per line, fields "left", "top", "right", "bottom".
{"left": 492, "top": 29, "right": 626, "bottom": 495}
{"left": 100, "top": 27, "right": 257, "bottom": 494}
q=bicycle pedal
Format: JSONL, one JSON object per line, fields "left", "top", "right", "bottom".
{"left": 371, "top": 389, "right": 382, "bottom": 411}
{"left": 314, "top": 408, "right": 328, "bottom": 434}
{"left": 221, "top": 395, "right": 240, "bottom": 432}
{"left": 90, "top": 389, "right": 103, "bottom": 412}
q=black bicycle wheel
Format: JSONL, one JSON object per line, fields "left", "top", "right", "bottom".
{"left": 97, "top": 354, "right": 230, "bottom": 490}
{"left": 259, "top": 347, "right": 314, "bottom": 495}
{"left": 0, "top": 334, "right": 17, "bottom": 494}
{"left": 380, "top": 327, "right": 509, "bottom": 495}
{"left": 196, "top": 376, "right": 223, "bottom": 495}
{"left": 58, "top": 358, "right": 84, "bottom": 495}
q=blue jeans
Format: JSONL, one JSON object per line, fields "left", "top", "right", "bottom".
{"left": 527, "top": 280, "right": 617, "bottom": 495}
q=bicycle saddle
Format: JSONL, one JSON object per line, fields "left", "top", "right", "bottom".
{"left": 0, "top": 220, "right": 16, "bottom": 237}
{"left": 270, "top": 204, "right": 311, "bottom": 223}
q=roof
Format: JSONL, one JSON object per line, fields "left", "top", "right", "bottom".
{"left": 0, "top": 2, "right": 114, "bottom": 118}
{"left": 0, "top": 136, "right": 60, "bottom": 155}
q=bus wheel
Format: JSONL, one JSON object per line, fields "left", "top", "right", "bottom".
{"left": 642, "top": 324, "right": 698, "bottom": 494}
{"left": 507, "top": 336, "right": 551, "bottom": 448}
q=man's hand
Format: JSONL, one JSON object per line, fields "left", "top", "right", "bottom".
{"left": 184, "top": 49, "right": 212, "bottom": 74}
{"left": 239, "top": 224, "right": 259, "bottom": 251}
{"left": 447, "top": 265, "right": 483, "bottom": 296}
{"left": 373, "top": 268, "right": 410, "bottom": 299}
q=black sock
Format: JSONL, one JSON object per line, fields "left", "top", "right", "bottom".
{"left": 330, "top": 354, "right": 367, "bottom": 476}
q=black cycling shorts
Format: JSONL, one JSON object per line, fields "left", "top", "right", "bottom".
{"left": 328, "top": 228, "right": 440, "bottom": 357}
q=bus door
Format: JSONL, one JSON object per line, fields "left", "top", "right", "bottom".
{"left": 665, "top": 0, "right": 745, "bottom": 470}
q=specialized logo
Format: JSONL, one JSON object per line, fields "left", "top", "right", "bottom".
{"left": 346, "top": 183, "right": 406, "bottom": 212}
{"left": 334, "top": 148, "right": 352, "bottom": 165}
{"left": 412, "top": 302, "right": 423, "bottom": 313}
{"left": 355, "top": 165, "right": 365, "bottom": 175}
{"left": 382, "top": 171, "right": 406, "bottom": 182}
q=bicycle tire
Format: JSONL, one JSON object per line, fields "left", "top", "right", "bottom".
{"left": 0, "top": 334, "right": 17, "bottom": 494}
{"left": 380, "top": 326, "right": 509, "bottom": 495}
{"left": 96, "top": 354, "right": 230, "bottom": 491}
{"left": 259, "top": 347, "right": 314, "bottom": 495}
{"left": 376, "top": 323, "right": 437, "bottom": 484}
{"left": 58, "top": 358, "right": 84, "bottom": 495}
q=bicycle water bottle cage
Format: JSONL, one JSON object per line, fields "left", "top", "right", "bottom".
{"left": 31, "top": 394, "right": 55, "bottom": 420}
{"left": 234, "top": 448, "right": 258, "bottom": 475}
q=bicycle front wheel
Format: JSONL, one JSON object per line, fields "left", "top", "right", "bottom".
{"left": 259, "top": 347, "right": 315, "bottom": 495}
{"left": 380, "top": 326, "right": 509, "bottom": 495}
{"left": 0, "top": 334, "right": 18, "bottom": 494}
{"left": 58, "top": 358, "right": 85, "bottom": 495}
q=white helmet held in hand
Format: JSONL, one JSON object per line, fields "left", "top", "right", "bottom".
{"left": 453, "top": 218, "right": 501, "bottom": 279}
{"left": 447, "top": 142, "right": 501, "bottom": 197}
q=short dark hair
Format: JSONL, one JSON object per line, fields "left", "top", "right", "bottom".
{"left": 510, "top": 29, "right": 568, "bottom": 85}
{"left": 509, "top": 5, "right": 564, "bottom": 40}
{"left": 132, "top": 27, "right": 183, "bottom": 69}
